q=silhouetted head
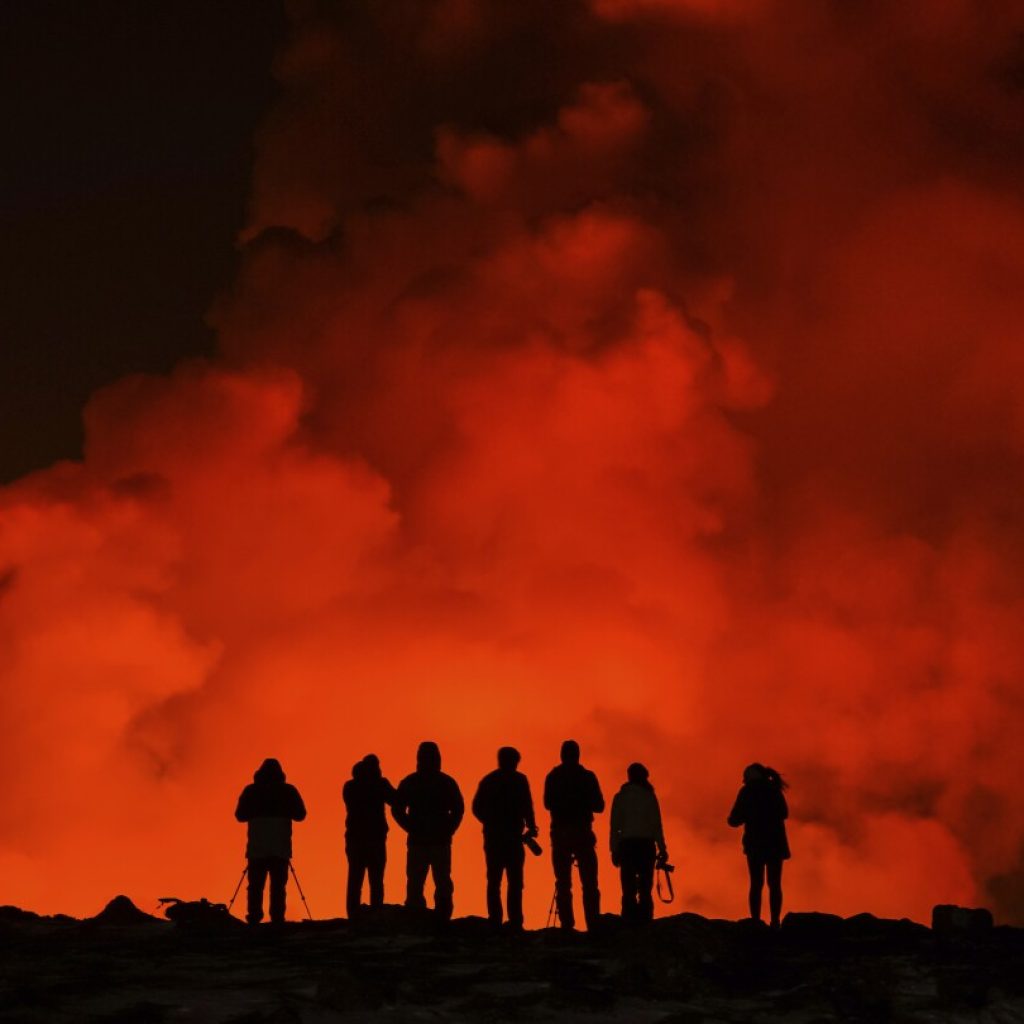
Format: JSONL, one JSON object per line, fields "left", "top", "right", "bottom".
{"left": 498, "top": 746, "right": 521, "bottom": 771}
{"left": 627, "top": 762, "right": 649, "bottom": 786}
{"left": 351, "top": 760, "right": 365, "bottom": 780}
{"left": 417, "top": 741, "right": 442, "bottom": 772}
{"left": 560, "top": 740, "right": 581, "bottom": 765}
{"left": 254, "top": 758, "right": 285, "bottom": 784}
{"left": 362, "top": 754, "right": 382, "bottom": 779}
{"left": 743, "top": 762, "right": 787, "bottom": 789}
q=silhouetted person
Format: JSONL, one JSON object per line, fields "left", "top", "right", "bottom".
{"left": 472, "top": 746, "right": 538, "bottom": 931}
{"left": 543, "top": 739, "right": 604, "bottom": 931}
{"left": 728, "top": 763, "right": 790, "bottom": 928}
{"left": 392, "top": 741, "right": 464, "bottom": 920}
{"left": 610, "top": 762, "right": 668, "bottom": 923}
{"left": 234, "top": 758, "right": 307, "bottom": 924}
{"left": 343, "top": 754, "right": 397, "bottom": 919}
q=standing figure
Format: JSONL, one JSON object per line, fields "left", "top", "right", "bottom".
{"left": 234, "top": 758, "right": 307, "bottom": 924}
{"left": 543, "top": 739, "right": 605, "bottom": 931}
{"left": 609, "top": 763, "right": 668, "bottom": 923}
{"left": 471, "top": 746, "right": 538, "bottom": 931}
{"left": 392, "top": 741, "right": 464, "bottom": 921}
{"left": 343, "top": 754, "right": 397, "bottom": 919}
{"left": 727, "top": 763, "right": 790, "bottom": 928}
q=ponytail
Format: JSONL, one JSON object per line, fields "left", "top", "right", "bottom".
{"left": 764, "top": 766, "right": 788, "bottom": 791}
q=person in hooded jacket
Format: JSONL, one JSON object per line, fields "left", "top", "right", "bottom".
{"left": 609, "top": 763, "right": 668, "bottom": 923}
{"left": 727, "top": 762, "right": 790, "bottom": 928}
{"left": 235, "top": 758, "right": 307, "bottom": 924}
{"left": 471, "top": 746, "right": 538, "bottom": 930}
{"left": 343, "top": 754, "right": 397, "bottom": 919}
{"left": 543, "top": 739, "right": 605, "bottom": 931}
{"left": 392, "top": 741, "right": 464, "bottom": 920}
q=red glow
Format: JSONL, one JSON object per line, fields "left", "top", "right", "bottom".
{"left": 2, "top": 0, "right": 1023, "bottom": 925}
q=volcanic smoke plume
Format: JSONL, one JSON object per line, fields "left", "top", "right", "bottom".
{"left": 3, "top": 0, "right": 1024, "bottom": 923}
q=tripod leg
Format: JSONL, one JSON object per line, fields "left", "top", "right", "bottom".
{"left": 289, "top": 861, "right": 314, "bottom": 921}
{"left": 227, "top": 866, "right": 248, "bottom": 914}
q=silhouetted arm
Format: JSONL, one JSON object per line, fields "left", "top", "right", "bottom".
{"left": 653, "top": 793, "right": 667, "bottom": 855}
{"left": 590, "top": 771, "right": 605, "bottom": 815}
{"left": 521, "top": 777, "right": 538, "bottom": 834}
{"left": 471, "top": 779, "right": 487, "bottom": 824}
{"left": 235, "top": 786, "right": 253, "bottom": 822}
{"left": 381, "top": 778, "right": 398, "bottom": 807}
{"left": 778, "top": 791, "right": 789, "bottom": 820}
{"left": 727, "top": 788, "right": 746, "bottom": 827}
{"left": 448, "top": 779, "right": 465, "bottom": 836}
{"left": 290, "top": 786, "right": 307, "bottom": 822}
{"left": 391, "top": 780, "right": 411, "bottom": 832}
{"left": 609, "top": 793, "right": 622, "bottom": 858}
{"left": 543, "top": 771, "right": 554, "bottom": 812}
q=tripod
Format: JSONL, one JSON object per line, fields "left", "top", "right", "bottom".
{"left": 545, "top": 854, "right": 574, "bottom": 928}
{"left": 226, "top": 862, "right": 314, "bottom": 921}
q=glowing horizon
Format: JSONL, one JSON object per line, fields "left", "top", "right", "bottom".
{"left": 2, "top": 0, "right": 1022, "bottom": 926}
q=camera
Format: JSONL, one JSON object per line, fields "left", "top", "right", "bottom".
{"left": 656, "top": 854, "right": 674, "bottom": 872}
{"left": 522, "top": 831, "right": 543, "bottom": 857}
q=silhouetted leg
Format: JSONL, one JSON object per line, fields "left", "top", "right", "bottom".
{"left": 766, "top": 859, "right": 783, "bottom": 927}
{"left": 619, "top": 853, "right": 637, "bottom": 921}
{"left": 268, "top": 858, "right": 288, "bottom": 923}
{"left": 346, "top": 844, "right": 367, "bottom": 918}
{"left": 551, "top": 829, "right": 575, "bottom": 929}
{"left": 484, "top": 845, "right": 504, "bottom": 925}
{"left": 618, "top": 839, "right": 644, "bottom": 922}
{"left": 636, "top": 841, "right": 656, "bottom": 923}
{"left": 575, "top": 832, "right": 601, "bottom": 931}
{"left": 367, "top": 841, "right": 386, "bottom": 908}
{"left": 746, "top": 856, "right": 765, "bottom": 922}
{"left": 406, "top": 844, "right": 429, "bottom": 910}
{"left": 247, "top": 858, "right": 268, "bottom": 924}
{"left": 506, "top": 844, "right": 525, "bottom": 929}
{"left": 432, "top": 844, "right": 454, "bottom": 921}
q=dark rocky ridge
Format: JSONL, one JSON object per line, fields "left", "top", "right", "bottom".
{"left": 1, "top": 900, "right": 1021, "bottom": 1022}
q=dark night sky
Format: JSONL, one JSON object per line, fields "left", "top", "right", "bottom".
{"left": 0, "top": 1, "right": 284, "bottom": 482}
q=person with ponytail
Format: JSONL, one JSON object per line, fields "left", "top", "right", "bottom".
{"left": 727, "top": 763, "right": 790, "bottom": 928}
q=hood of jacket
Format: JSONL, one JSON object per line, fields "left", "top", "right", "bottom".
{"left": 254, "top": 758, "right": 286, "bottom": 785}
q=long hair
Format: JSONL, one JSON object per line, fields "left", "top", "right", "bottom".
{"left": 744, "top": 762, "right": 789, "bottom": 790}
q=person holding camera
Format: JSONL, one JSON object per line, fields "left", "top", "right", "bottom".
{"left": 609, "top": 762, "right": 668, "bottom": 924}
{"left": 471, "top": 746, "right": 538, "bottom": 931}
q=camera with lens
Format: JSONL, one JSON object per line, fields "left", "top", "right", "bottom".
{"left": 522, "top": 830, "right": 542, "bottom": 857}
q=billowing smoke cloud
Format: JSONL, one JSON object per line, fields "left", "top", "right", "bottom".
{"left": 2, "top": 0, "right": 1024, "bottom": 923}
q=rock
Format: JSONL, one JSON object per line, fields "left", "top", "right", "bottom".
{"left": 781, "top": 911, "right": 844, "bottom": 942}
{"left": 932, "top": 904, "right": 994, "bottom": 936}
{"left": 0, "top": 905, "right": 42, "bottom": 923}
{"left": 842, "top": 912, "right": 929, "bottom": 948}
{"left": 91, "top": 895, "right": 160, "bottom": 925}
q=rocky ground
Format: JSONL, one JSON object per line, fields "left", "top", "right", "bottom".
{"left": 0, "top": 899, "right": 1021, "bottom": 1023}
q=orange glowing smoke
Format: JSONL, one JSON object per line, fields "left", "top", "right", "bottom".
{"left": 2, "top": 0, "right": 1023, "bottom": 924}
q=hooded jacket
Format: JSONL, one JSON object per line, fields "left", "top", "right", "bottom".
{"left": 727, "top": 780, "right": 790, "bottom": 861}
{"left": 543, "top": 762, "right": 604, "bottom": 829}
{"left": 235, "top": 759, "right": 307, "bottom": 860}
{"left": 392, "top": 744, "right": 464, "bottom": 846}
{"left": 472, "top": 768, "right": 537, "bottom": 844}
{"left": 610, "top": 781, "right": 665, "bottom": 856}
{"left": 343, "top": 758, "right": 397, "bottom": 842}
